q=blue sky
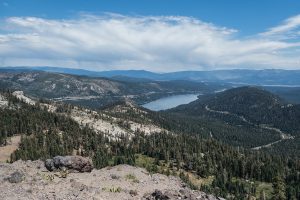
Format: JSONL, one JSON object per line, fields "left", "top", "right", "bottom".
{"left": 2, "top": 0, "right": 300, "bottom": 35}
{"left": 1, "top": 0, "right": 300, "bottom": 71}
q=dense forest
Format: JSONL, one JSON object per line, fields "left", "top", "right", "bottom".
{"left": 0, "top": 91, "right": 299, "bottom": 199}
{"left": 167, "top": 87, "right": 300, "bottom": 156}
{"left": 172, "top": 87, "right": 300, "bottom": 135}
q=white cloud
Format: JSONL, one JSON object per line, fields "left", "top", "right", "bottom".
{"left": 261, "top": 15, "right": 300, "bottom": 38}
{"left": 0, "top": 13, "right": 300, "bottom": 71}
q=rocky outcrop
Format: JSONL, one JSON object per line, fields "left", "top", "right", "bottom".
{"left": 0, "top": 161, "right": 221, "bottom": 200}
{"left": 143, "top": 189, "right": 170, "bottom": 200}
{"left": 45, "top": 156, "right": 93, "bottom": 172}
{"left": 143, "top": 189, "right": 224, "bottom": 200}
{"left": 5, "top": 171, "right": 25, "bottom": 183}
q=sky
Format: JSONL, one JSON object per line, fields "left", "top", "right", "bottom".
{"left": 1, "top": 0, "right": 300, "bottom": 72}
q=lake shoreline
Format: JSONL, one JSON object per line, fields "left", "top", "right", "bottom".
{"left": 142, "top": 93, "right": 200, "bottom": 111}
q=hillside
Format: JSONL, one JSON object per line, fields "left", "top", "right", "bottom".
{"left": 0, "top": 70, "right": 221, "bottom": 108}
{"left": 167, "top": 87, "right": 299, "bottom": 154}
{"left": 176, "top": 86, "right": 300, "bottom": 133}
{"left": 0, "top": 161, "right": 221, "bottom": 200}
{"left": 203, "top": 86, "right": 283, "bottom": 110}
{"left": 1, "top": 90, "right": 299, "bottom": 199}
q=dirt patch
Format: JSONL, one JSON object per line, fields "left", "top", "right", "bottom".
{"left": 0, "top": 136, "right": 21, "bottom": 163}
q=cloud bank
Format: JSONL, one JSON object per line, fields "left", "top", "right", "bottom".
{"left": 0, "top": 13, "right": 300, "bottom": 71}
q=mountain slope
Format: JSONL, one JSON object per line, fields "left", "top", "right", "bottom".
{"left": 0, "top": 161, "right": 220, "bottom": 200}
{"left": 165, "top": 87, "right": 300, "bottom": 150}
{"left": 219, "top": 87, "right": 297, "bottom": 132}
{"left": 0, "top": 90, "right": 299, "bottom": 199}
{"left": 0, "top": 70, "right": 222, "bottom": 108}
{"left": 172, "top": 86, "right": 300, "bottom": 132}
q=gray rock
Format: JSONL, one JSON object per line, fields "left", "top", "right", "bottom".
{"left": 110, "top": 174, "right": 120, "bottom": 180}
{"left": 143, "top": 189, "right": 223, "bottom": 200}
{"left": 45, "top": 159, "right": 55, "bottom": 171}
{"left": 7, "top": 171, "right": 25, "bottom": 183}
{"left": 144, "top": 189, "right": 170, "bottom": 200}
{"left": 45, "top": 156, "right": 93, "bottom": 172}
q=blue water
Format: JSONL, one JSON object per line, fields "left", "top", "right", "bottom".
{"left": 142, "top": 94, "right": 200, "bottom": 111}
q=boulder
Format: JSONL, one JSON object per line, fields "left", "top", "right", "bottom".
{"left": 143, "top": 189, "right": 224, "bottom": 200}
{"left": 6, "top": 171, "right": 25, "bottom": 183}
{"left": 144, "top": 189, "right": 170, "bottom": 200}
{"left": 45, "top": 156, "right": 93, "bottom": 172}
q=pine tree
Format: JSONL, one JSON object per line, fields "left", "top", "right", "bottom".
{"left": 272, "top": 175, "right": 286, "bottom": 200}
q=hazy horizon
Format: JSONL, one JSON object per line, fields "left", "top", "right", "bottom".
{"left": 2, "top": 66, "right": 300, "bottom": 73}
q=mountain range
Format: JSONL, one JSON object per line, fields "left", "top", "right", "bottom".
{"left": 3, "top": 66, "right": 300, "bottom": 85}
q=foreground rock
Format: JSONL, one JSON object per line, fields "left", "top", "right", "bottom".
{"left": 143, "top": 189, "right": 221, "bottom": 200}
{"left": 0, "top": 160, "right": 221, "bottom": 200}
{"left": 45, "top": 156, "right": 93, "bottom": 172}
{"left": 6, "top": 171, "right": 25, "bottom": 183}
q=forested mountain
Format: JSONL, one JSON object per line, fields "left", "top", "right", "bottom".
{"left": 172, "top": 87, "right": 300, "bottom": 134}
{"left": 0, "top": 70, "right": 223, "bottom": 108}
{"left": 0, "top": 90, "right": 299, "bottom": 199}
{"left": 166, "top": 87, "right": 300, "bottom": 157}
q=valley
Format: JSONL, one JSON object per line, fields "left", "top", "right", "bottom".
{"left": 2, "top": 2, "right": 300, "bottom": 199}
{"left": 0, "top": 70, "right": 299, "bottom": 199}
{"left": 0, "top": 70, "right": 224, "bottom": 109}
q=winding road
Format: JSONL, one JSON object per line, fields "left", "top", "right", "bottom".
{"left": 204, "top": 105, "right": 294, "bottom": 150}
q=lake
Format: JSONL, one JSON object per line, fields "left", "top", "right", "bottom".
{"left": 142, "top": 94, "right": 200, "bottom": 111}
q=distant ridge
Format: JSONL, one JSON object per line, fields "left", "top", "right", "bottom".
{"left": 2, "top": 66, "right": 300, "bottom": 85}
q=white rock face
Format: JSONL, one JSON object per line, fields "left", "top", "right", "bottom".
{"left": 105, "top": 102, "right": 167, "bottom": 135}
{"left": 17, "top": 73, "right": 37, "bottom": 82}
{"left": 12, "top": 91, "right": 35, "bottom": 105}
{"left": 0, "top": 94, "right": 8, "bottom": 108}
{"left": 129, "top": 121, "right": 164, "bottom": 135}
{"left": 70, "top": 108, "right": 130, "bottom": 138}
{"left": 51, "top": 84, "right": 56, "bottom": 89}
{"left": 68, "top": 103, "right": 167, "bottom": 139}
{"left": 8, "top": 90, "right": 167, "bottom": 140}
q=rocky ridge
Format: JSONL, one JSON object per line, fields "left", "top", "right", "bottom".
{"left": 0, "top": 160, "right": 221, "bottom": 200}
{"left": 10, "top": 91, "right": 166, "bottom": 139}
